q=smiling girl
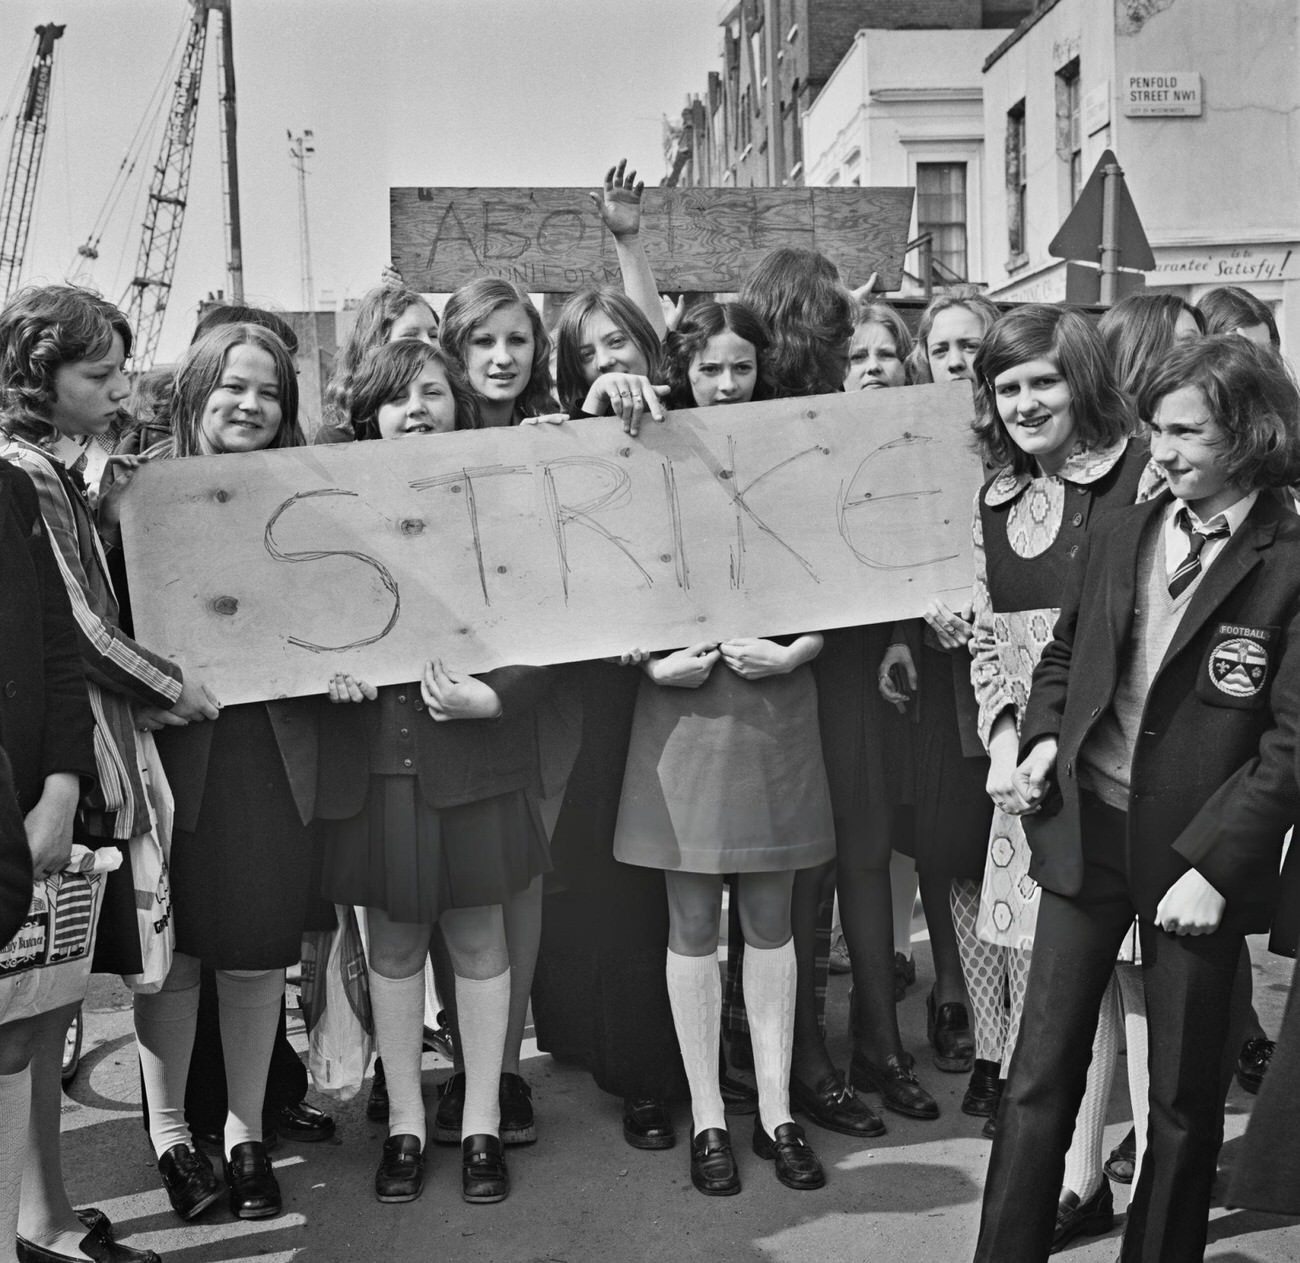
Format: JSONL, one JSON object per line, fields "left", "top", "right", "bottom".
{"left": 126, "top": 323, "right": 326, "bottom": 1225}
{"left": 966, "top": 306, "right": 1147, "bottom": 1223}
{"left": 318, "top": 339, "right": 550, "bottom": 1205}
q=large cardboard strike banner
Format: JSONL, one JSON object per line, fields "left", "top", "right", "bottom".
{"left": 390, "top": 187, "right": 915, "bottom": 293}
{"left": 120, "top": 383, "right": 981, "bottom": 705}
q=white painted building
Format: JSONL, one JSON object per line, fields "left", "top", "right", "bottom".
{"left": 980, "top": 0, "right": 1300, "bottom": 354}
{"left": 802, "top": 27, "right": 1014, "bottom": 292}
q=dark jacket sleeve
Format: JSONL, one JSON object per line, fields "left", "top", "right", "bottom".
{"left": 0, "top": 743, "right": 34, "bottom": 949}
{"left": 480, "top": 664, "right": 551, "bottom": 717}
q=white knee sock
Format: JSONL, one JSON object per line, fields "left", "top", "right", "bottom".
{"left": 0, "top": 1066, "right": 30, "bottom": 1250}
{"left": 134, "top": 957, "right": 202, "bottom": 1157}
{"left": 215, "top": 968, "right": 285, "bottom": 1155}
{"left": 889, "top": 851, "right": 918, "bottom": 959}
{"left": 370, "top": 968, "right": 428, "bottom": 1146}
{"left": 1117, "top": 962, "right": 1150, "bottom": 1188}
{"left": 952, "top": 879, "right": 1009, "bottom": 1064}
{"left": 1063, "top": 973, "right": 1120, "bottom": 1201}
{"left": 666, "top": 949, "right": 727, "bottom": 1137}
{"left": 455, "top": 968, "right": 511, "bottom": 1139}
{"left": 743, "top": 939, "right": 797, "bottom": 1134}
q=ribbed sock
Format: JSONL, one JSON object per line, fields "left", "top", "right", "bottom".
{"left": 135, "top": 956, "right": 202, "bottom": 1157}
{"left": 1117, "top": 962, "right": 1150, "bottom": 1188}
{"left": 1063, "top": 973, "right": 1119, "bottom": 1201}
{"left": 952, "top": 878, "right": 1009, "bottom": 1063}
{"left": 743, "top": 938, "right": 797, "bottom": 1134}
{"left": 0, "top": 1066, "right": 30, "bottom": 1250}
{"left": 370, "top": 967, "right": 428, "bottom": 1146}
{"left": 455, "top": 968, "right": 511, "bottom": 1138}
{"left": 666, "top": 949, "right": 727, "bottom": 1137}
{"left": 215, "top": 968, "right": 285, "bottom": 1155}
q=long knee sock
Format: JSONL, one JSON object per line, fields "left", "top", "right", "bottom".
{"left": 952, "top": 879, "right": 1009, "bottom": 1063}
{"left": 1003, "top": 945, "right": 1034, "bottom": 1072}
{"left": 1116, "top": 962, "right": 1150, "bottom": 1188}
{"left": 370, "top": 968, "right": 428, "bottom": 1145}
{"left": 666, "top": 949, "right": 726, "bottom": 1137}
{"left": 215, "top": 968, "right": 285, "bottom": 1155}
{"left": 0, "top": 1066, "right": 30, "bottom": 1251}
{"left": 744, "top": 939, "right": 797, "bottom": 1134}
{"left": 135, "top": 960, "right": 202, "bottom": 1156}
{"left": 455, "top": 968, "right": 511, "bottom": 1138}
{"left": 889, "top": 851, "right": 918, "bottom": 960}
{"left": 1063, "top": 973, "right": 1119, "bottom": 1201}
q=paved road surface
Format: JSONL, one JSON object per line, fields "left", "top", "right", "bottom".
{"left": 59, "top": 937, "right": 1299, "bottom": 1262}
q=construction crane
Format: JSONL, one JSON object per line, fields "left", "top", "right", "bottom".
{"left": 122, "top": 0, "right": 243, "bottom": 369}
{"left": 0, "top": 24, "right": 66, "bottom": 302}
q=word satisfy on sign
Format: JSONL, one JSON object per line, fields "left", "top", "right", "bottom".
{"left": 120, "top": 383, "right": 981, "bottom": 706}
{"left": 390, "top": 186, "right": 915, "bottom": 293}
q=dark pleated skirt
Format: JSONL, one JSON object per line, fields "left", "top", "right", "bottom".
{"left": 320, "top": 776, "right": 550, "bottom": 923}
{"left": 913, "top": 643, "right": 993, "bottom": 880}
{"left": 170, "top": 706, "right": 328, "bottom": 969}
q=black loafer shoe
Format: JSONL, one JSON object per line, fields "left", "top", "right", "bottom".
{"left": 961, "top": 1058, "right": 1003, "bottom": 1118}
{"left": 850, "top": 1051, "right": 939, "bottom": 1120}
{"left": 1236, "top": 1036, "right": 1275, "bottom": 1095}
{"left": 982, "top": 1111, "right": 998, "bottom": 1140}
{"left": 690, "top": 1127, "right": 740, "bottom": 1196}
{"left": 433, "top": 1071, "right": 465, "bottom": 1143}
{"left": 367, "top": 1059, "right": 389, "bottom": 1123}
{"left": 1103, "top": 1125, "right": 1137, "bottom": 1184}
{"left": 752, "top": 1119, "right": 825, "bottom": 1190}
{"left": 17, "top": 1228, "right": 162, "bottom": 1263}
{"left": 462, "top": 1133, "right": 510, "bottom": 1203}
{"left": 791, "top": 1068, "right": 886, "bottom": 1137}
{"left": 623, "top": 1096, "right": 676, "bottom": 1150}
{"left": 374, "top": 1133, "right": 424, "bottom": 1203}
{"left": 927, "top": 990, "right": 975, "bottom": 1073}
{"left": 720, "top": 1070, "right": 758, "bottom": 1114}
{"left": 274, "top": 1100, "right": 335, "bottom": 1143}
{"left": 1051, "top": 1180, "right": 1115, "bottom": 1253}
{"left": 224, "top": 1140, "right": 282, "bottom": 1219}
{"left": 499, "top": 1072, "right": 537, "bottom": 1145}
{"left": 157, "top": 1142, "right": 224, "bottom": 1221}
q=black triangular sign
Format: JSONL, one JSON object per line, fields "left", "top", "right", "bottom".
{"left": 1048, "top": 150, "right": 1156, "bottom": 271}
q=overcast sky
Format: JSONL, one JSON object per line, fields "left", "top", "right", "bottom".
{"left": 3, "top": 0, "right": 722, "bottom": 361}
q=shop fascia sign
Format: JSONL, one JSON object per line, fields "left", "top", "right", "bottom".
{"left": 1151, "top": 244, "right": 1296, "bottom": 285}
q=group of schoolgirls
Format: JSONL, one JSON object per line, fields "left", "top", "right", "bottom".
{"left": 1, "top": 144, "right": 1299, "bottom": 1263}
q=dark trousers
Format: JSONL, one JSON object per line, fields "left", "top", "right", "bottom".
{"left": 975, "top": 795, "right": 1242, "bottom": 1263}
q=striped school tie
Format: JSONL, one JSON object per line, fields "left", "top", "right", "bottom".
{"left": 1168, "top": 510, "right": 1229, "bottom": 598}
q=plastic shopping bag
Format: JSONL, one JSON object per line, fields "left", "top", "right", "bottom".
{"left": 304, "top": 904, "right": 373, "bottom": 1102}
{"left": 122, "top": 730, "right": 174, "bottom": 994}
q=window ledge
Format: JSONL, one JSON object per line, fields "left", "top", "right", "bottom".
{"left": 1005, "top": 252, "right": 1030, "bottom": 274}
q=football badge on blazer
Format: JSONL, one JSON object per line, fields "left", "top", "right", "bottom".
{"left": 1200, "top": 623, "right": 1277, "bottom": 707}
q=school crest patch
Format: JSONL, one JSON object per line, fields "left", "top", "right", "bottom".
{"left": 1200, "top": 623, "right": 1278, "bottom": 708}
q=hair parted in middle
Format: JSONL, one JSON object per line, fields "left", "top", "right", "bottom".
{"left": 554, "top": 286, "right": 664, "bottom": 414}
{"left": 853, "top": 300, "right": 914, "bottom": 367}
{"left": 662, "top": 300, "right": 771, "bottom": 409}
{"left": 1098, "top": 292, "right": 1205, "bottom": 399}
{"left": 325, "top": 284, "right": 435, "bottom": 423}
{"left": 438, "top": 278, "right": 557, "bottom": 424}
{"left": 972, "top": 303, "right": 1133, "bottom": 474}
{"left": 907, "top": 285, "right": 1001, "bottom": 384}
{"left": 168, "top": 322, "right": 302, "bottom": 457}
{"left": 1138, "top": 333, "right": 1300, "bottom": 491}
{"left": 738, "top": 247, "right": 855, "bottom": 398}
{"left": 1196, "top": 285, "right": 1280, "bottom": 347}
{"left": 348, "top": 339, "right": 477, "bottom": 440}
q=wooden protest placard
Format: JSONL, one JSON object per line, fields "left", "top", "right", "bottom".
{"left": 390, "top": 186, "right": 914, "bottom": 293}
{"left": 120, "top": 382, "right": 981, "bottom": 705}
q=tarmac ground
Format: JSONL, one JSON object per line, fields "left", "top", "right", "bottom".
{"left": 58, "top": 931, "right": 1300, "bottom": 1263}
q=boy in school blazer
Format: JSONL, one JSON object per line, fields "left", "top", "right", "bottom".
{"left": 973, "top": 337, "right": 1300, "bottom": 1263}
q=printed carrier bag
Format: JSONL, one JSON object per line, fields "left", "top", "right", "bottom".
{"left": 304, "top": 905, "right": 373, "bottom": 1102}
{"left": 0, "top": 846, "right": 120, "bottom": 1023}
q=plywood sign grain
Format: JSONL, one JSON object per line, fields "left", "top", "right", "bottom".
{"left": 120, "top": 382, "right": 980, "bottom": 704}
